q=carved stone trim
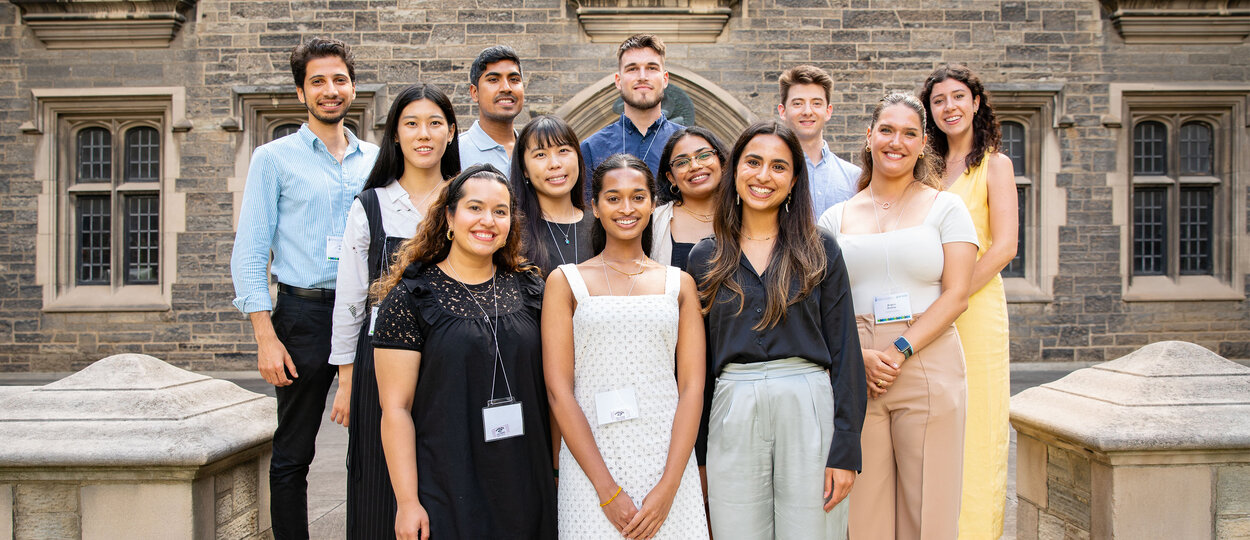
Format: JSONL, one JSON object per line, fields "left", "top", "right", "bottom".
{"left": 9, "top": 0, "right": 198, "bottom": 49}
{"left": 575, "top": 0, "right": 737, "bottom": 44}
{"left": 1101, "top": 0, "right": 1250, "bottom": 44}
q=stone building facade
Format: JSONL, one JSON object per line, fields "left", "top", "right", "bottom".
{"left": 0, "top": 0, "right": 1248, "bottom": 371}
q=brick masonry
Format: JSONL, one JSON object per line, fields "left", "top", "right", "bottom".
{"left": 0, "top": 0, "right": 1248, "bottom": 370}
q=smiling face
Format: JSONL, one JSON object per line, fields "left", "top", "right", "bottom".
{"left": 927, "top": 78, "right": 980, "bottom": 139}
{"left": 614, "top": 47, "right": 668, "bottom": 112}
{"left": 594, "top": 167, "right": 654, "bottom": 242}
{"left": 666, "top": 135, "right": 722, "bottom": 201}
{"left": 446, "top": 177, "right": 513, "bottom": 261}
{"left": 867, "top": 103, "right": 928, "bottom": 179}
{"left": 778, "top": 83, "right": 833, "bottom": 143}
{"left": 471, "top": 59, "right": 525, "bottom": 123}
{"left": 523, "top": 138, "right": 580, "bottom": 202}
{"left": 296, "top": 56, "right": 356, "bottom": 126}
{"left": 734, "top": 134, "right": 795, "bottom": 213}
{"left": 396, "top": 99, "right": 453, "bottom": 173}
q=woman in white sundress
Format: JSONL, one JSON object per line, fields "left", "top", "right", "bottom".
{"left": 543, "top": 153, "right": 709, "bottom": 539}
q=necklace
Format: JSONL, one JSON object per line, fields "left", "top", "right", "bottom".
{"left": 600, "top": 260, "right": 642, "bottom": 296}
{"left": 741, "top": 231, "right": 776, "bottom": 242}
{"left": 868, "top": 181, "right": 912, "bottom": 210}
{"left": 601, "top": 258, "right": 645, "bottom": 276}
{"left": 408, "top": 180, "right": 442, "bottom": 217}
{"left": 678, "top": 204, "right": 713, "bottom": 223}
{"left": 544, "top": 219, "right": 578, "bottom": 265}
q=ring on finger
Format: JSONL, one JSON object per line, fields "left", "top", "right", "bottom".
{"left": 876, "top": 379, "right": 886, "bottom": 388}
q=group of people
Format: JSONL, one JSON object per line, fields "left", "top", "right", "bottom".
{"left": 230, "top": 33, "right": 1016, "bottom": 540}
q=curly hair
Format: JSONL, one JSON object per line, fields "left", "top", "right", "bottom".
{"left": 920, "top": 64, "right": 1002, "bottom": 173}
{"left": 370, "top": 164, "right": 533, "bottom": 301}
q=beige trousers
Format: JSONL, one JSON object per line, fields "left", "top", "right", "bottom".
{"left": 848, "top": 315, "right": 966, "bottom": 540}
{"left": 706, "top": 358, "right": 850, "bottom": 540}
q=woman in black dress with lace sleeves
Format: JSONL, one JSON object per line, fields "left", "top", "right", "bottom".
{"left": 370, "top": 165, "right": 556, "bottom": 540}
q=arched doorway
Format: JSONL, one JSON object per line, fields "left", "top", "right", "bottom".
{"left": 554, "top": 65, "right": 755, "bottom": 147}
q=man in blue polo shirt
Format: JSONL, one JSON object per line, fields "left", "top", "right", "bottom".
{"left": 580, "top": 33, "right": 683, "bottom": 199}
{"left": 459, "top": 45, "right": 525, "bottom": 172}
{"left": 230, "top": 37, "right": 379, "bottom": 540}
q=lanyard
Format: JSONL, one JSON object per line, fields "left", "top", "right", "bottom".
{"left": 444, "top": 262, "right": 514, "bottom": 404}
{"left": 867, "top": 181, "right": 915, "bottom": 291}
{"left": 620, "top": 114, "right": 659, "bottom": 163}
{"left": 544, "top": 218, "right": 578, "bottom": 265}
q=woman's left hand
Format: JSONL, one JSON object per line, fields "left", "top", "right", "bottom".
{"left": 621, "top": 481, "right": 678, "bottom": 539}
{"left": 823, "top": 467, "right": 856, "bottom": 511}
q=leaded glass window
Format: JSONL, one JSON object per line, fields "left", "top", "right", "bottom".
{"left": 1133, "top": 121, "right": 1167, "bottom": 175}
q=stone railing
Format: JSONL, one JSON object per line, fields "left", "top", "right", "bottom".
{"left": 1010, "top": 341, "right": 1250, "bottom": 539}
{"left": 0, "top": 354, "right": 276, "bottom": 539}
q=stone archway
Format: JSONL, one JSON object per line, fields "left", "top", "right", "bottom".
{"left": 554, "top": 65, "right": 755, "bottom": 148}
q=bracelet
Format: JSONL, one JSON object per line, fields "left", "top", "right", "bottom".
{"left": 600, "top": 486, "right": 622, "bottom": 507}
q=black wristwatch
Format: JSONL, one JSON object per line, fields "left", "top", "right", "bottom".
{"left": 892, "top": 336, "right": 914, "bottom": 359}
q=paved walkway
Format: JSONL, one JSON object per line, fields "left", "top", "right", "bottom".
{"left": 0, "top": 364, "right": 1083, "bottom": 539}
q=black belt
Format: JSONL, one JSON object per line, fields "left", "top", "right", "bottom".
{"left": 278, "top": 283, "right": 336, "bottom": 302}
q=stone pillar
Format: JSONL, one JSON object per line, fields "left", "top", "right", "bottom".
{"left": 1010, "top": 341, "right": 1250, "bottom": 540}
{"left": 0, "top": 354, "right": 276, "bottom": 540}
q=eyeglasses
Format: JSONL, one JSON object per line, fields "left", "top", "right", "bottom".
{"left": 669, "top": 150, "right": 717, "bottom": 172}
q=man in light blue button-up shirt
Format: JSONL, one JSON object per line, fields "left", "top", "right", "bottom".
{"left": 778, "top": 65, "right": 862, "bottom": 217}
{"left": 229, "top": 37, "right": 378, "bottom": 540}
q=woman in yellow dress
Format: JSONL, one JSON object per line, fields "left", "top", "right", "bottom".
{"left": 921, "top": 64, "right": 1017, "bottom": 539}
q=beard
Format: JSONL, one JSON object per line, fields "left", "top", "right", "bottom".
{"left": 622, "top": 86, "right": 664, "bottom": 111}
{"left": 305, "top": 100, "right": 351, "bottom": 125}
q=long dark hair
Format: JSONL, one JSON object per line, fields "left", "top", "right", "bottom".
{"left": 655, "top": 126, "right": 729, "bottom": 205}
{"left": 371, "top": 164, "right": 531, "bottom": 299}
{"left": 856, "top": 93, "right": 943, "bottom": 192}
{"left": 589, "top": 154, "right": 655, "bottom": 255}
{"left": 920, "top": 64, "right": 1001, "bottom": 174}
{"left": 363, "top": 84, "right": 461, "bottom": 191}
{"left": 509, "top": 115, "right": 586, "bottom": 273}
{"left": 698, "top": 121, "right": 826, "bottom": 331}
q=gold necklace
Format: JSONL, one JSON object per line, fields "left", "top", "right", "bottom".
{"left": 869, "top": 181, "right": 913, "bottom": 210}
{"left": 741, "top": 231, "right": 776, "bottom": 242}
{"left": 601, "top": 259, "right": 645, "bottom": 276}
{"left": 678, "top": 205, "right": 713, "bottom": 223}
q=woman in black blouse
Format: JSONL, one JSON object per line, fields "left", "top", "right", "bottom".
{"left": 510, "top": 115, "right": 595, "bottom": 277}
{"left": 370, "top": 165, "right": 556, "bottom": 540}
{"left": 687, "top": 121, "right": 866, "bottom": 540}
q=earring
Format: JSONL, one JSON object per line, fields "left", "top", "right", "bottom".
{"left": 785, "top": 194, "right": 791, "bottom": 213}
{"left": 736, "top": 193, "right": 741, "bottom": 205}
{"left": 865, "top": 142, "right": 870, "bottom": 151}
{"left": 919, "top": 151, "right": 925, "bottom": 159}
{"left": 670, "top": 184, "right": 680, "bottom": 195}
{"left": 446, "top": 229, "right": 453, "bottom": 241}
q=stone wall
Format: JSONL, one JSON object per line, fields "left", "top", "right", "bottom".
{"left": 1, "top": 0, "right": 1249, "bottom": 370}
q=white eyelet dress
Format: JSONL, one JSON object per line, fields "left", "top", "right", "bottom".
{"left": 556, "top": 264, "right": 710, "bottom": 539}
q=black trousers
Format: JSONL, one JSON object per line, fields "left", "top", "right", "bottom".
{"left": 270, "top": 291, "right": 338, "bottom": 540}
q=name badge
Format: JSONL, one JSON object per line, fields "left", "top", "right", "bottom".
{"left": 873, "top": 292, "right": 913, "bottom": 324}
{"left": 482, "top": 399, "right": 524, "bottom": 442}
{"left": 326, "top": 235, "right": 343, "bottom": 262}
{"left": 367, "top": 306, "right": 379, "bottom": 336}
{"left": 595, "top": 388, "right": 639, "bottom": 426}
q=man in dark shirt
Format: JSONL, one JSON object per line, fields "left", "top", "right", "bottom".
{"left": 580, "top": 33, "right": 684, "bottom": 199}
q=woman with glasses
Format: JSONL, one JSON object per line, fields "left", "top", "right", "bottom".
{"left": 651, "top": 127, "right": 730, "bottom": 271}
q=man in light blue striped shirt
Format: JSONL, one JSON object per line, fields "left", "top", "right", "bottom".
{"left": 230, "top": 37, "right": 378, "bottom": 540}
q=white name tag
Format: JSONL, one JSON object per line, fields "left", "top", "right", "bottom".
{"left": 367, "top": 306, "right": 379, "bottom": 336}
{"left": 482, "top": 400, "right": 524, "bottom": 442}
{"left": 873, "top": 292, "right": 913, "bottom": 324}
{"left": 595, "top": 388, "right": 640, "bottom": 426}
{"left": 326, "top": 235, "right": 343, "bottom": 261}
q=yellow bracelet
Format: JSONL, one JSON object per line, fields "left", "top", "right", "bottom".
{"left": 600, "top": 486, "right": 622, "bottom": 507}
